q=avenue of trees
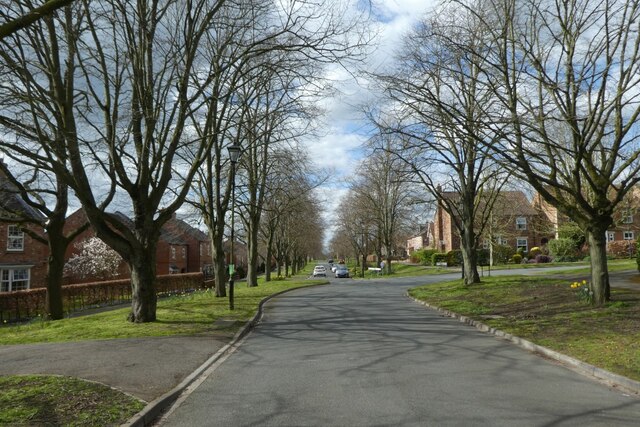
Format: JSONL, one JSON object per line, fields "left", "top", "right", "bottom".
{"left": 0, "top": 0, "right": 369, "bottom": 322}
{"left": 365, "top": 0, "right": 640, "bottom": 305}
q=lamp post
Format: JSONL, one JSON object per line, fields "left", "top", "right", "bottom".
{"left": 227, "top": 143, "right": 241, "bottom": 310}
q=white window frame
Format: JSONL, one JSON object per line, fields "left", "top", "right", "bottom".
{"left": 171, "top": 246, "right": 176, "bottom": 260}
{"left": 7, "top": 225, "right": 24, "bottom": 251}
{"left": 624, "top": 231, "right": 634, "bottom": 240}
{"left": 623, "top": 214, "right": 633, "bottom": 224}
{"left": 0, "top": 268, "right": 31, "bottom": 292}
{"left": 607, "top": 231, "right": 615, "bottom": 242}
{"left": 515, "top": 217, "right": 527, "bottom": 230}
{"left": 516, "top": 238, "right": 528, "bottom": 252}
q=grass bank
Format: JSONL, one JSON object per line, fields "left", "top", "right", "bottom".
{"left": 409, "top": 275, "right": 640, "bottom": 382}
{"left": 0, "top": 277, "right": 327, "bottom": 345}
{"left": 0, "top": 375, "right": 144, "bottom": 426}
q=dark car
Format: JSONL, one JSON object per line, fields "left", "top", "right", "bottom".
{"left": 334, "top": 265, "right": 349, "bottom": 278}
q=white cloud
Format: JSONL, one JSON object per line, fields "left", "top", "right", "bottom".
{"left": 311, "top": 0, "right": 438, "bottom": 249}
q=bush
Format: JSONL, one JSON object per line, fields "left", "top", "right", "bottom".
{"left": 528, "top": 247, "right": 542, "bottom": 258}
{"left": 446, "top": 250, "right": 463, "bottom": 266}
{"left": 412, "top": 249, "right": 440, "bottom": 266}
{"left": 607, "top": 240, "right": 636, "bottom": 259}
{"left": 492, "top": 244, "right": 515, "bottom": 265}
{"left": 558, "top": 223, "right": 586, "bottom": 249}
{"left": 432, "top": 253, "right": 448, "bottom": 266}
{"left": 512, "top": 254, "right": 523, "bottom": 264}
{"left": 548, "top": 238, "right": 581, "bottom": 262}
{"left": 534, "top": 254, "right": 552, "bottom": 263}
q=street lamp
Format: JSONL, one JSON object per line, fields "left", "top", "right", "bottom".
{"left": 227, "top": 143, "right": 241, "bottom": 310}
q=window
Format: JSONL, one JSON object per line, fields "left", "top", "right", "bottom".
{"left": 607, "top": 231, "right": 615, "bottom": 242}
{"left": 171, "top": 246, "right": 176, "bottom": 260}
{"left": 0, "top": 268, "right": 30, "bottom": 292}
{"left": 516, "top": 238, "right": 528, "bottom": 252}
{"left": 624, "top": 231, "right": 634, "bottom": 240}
{"left": 515, "top": 217, "right": 527, "bottom": 230}
{"left": 495, "top": 236, "right": 508, "bottom": 246}
{"left": 7, "top": 225, "right": 24, "bottom": 251}
{"left": 623, "top": 214, "right": 633, "bottom": 224}
{"left": 181, "top": 246, "right": 186, "bottom": 259}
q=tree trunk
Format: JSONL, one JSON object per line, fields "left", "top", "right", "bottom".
{"left": 265, "top": 244, "right": 272, "bottom": 282}
{"left": 45, "top": 224, "right": 66, "bottom": 320}
{"left": 461, "top": 224, "right": 480, "bottom": 285}
{"left": 127, "top": 251, "right": 158, "bottom": 323}
{"left": 45, "top": 251, "right": 65, "bottom": 320}
{"left": 588, "top": 228, "right": 610, "bottom": 305}
{"left": 211, "top": 236, "right": 227, "bottom": 297}
{"left": 246, "top": 221, "right": 260, "bottom": 287}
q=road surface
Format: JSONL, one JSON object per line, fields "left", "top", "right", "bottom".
{"left": 160, "top": 268, "right": 640, "bottom": 426}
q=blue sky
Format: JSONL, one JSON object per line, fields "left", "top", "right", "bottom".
{"left": 310, "top": 0, "right": 438, "bottom": 247}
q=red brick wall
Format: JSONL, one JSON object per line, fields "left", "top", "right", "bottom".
{"left": 0, "top": 223, "right": 48, "bottom": 289}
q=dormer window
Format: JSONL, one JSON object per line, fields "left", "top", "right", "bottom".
{"left": 7, "top": 225, "right": 24, "bottom": 251}
{"left": 623, "top": 213, "right": 633, "bottom": 224}
{"left": 516, "top": 217, "right": 527, "bottom": 230}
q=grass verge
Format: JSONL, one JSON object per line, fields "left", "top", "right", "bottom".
{"left": 409, "top": 275, "right": 640, "bottom": 382}
{"left": 0, "top": 375, "right": 144, "bottom": 426}
{"left": 0, "top": 278, "right": 327, "bottom": 345}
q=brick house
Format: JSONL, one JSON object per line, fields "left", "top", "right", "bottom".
{"left": 406, "top": 223, "right": 434, "bottom": 255}
{"left": 64, "top": 209, "right": 212, "bottom": 284}
{"left": 534, "top": 186, "right": 640, "bottom": 248}
{"left": 430, "top": 191, "right": 553, "bottom": 253}
{"left": 0, "top": 167, "right": 48, "bottom": 291}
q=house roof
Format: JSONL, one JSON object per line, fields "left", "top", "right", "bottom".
{"left": 0, "top": 172, "right": 46, "bottom": 222}
{"left": 492, "top": 191, "right": 539, "bottom": 216}
{"left": 437, "top": 190, "right": 538, "bottom": 217}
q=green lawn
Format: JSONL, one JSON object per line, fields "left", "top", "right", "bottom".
{"left": 0, "top": 277, "right": 327, "bottom": 345}
{"left": 409, "top": 274, "right": 640, "bottom": 382}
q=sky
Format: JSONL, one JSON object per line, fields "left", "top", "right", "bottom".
{"left": 309, "top": 0, "right": 438, "bottom": 249}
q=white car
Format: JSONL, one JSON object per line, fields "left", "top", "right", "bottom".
{"left": 312, "top": 265, "right": 326, "bottom": 277}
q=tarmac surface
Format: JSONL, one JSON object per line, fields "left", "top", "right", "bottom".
{"left": 0, "top": 267, "right": 638, "bottom": 425}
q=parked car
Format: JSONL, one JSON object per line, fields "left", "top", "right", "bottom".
{"left": 313, "top": 265, "right": 327, "bottom": 277}
{"left": 335, "top": 265, "right": 349, "bottom": 278}
{"left": 331, "top": 264, "right": 339, "bottom": 272}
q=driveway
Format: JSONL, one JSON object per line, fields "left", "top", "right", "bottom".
{"left": 160, "top": 273, "right": 640, "bottom": 426}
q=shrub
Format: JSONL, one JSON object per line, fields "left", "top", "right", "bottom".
{"left": 512, "top": 254, "right": 523, "bottom": 264}
{"left": 432, "top": 253, "right": 448, "bottom": 266}
{"left": 492, "top": 244, "right": 515, "bottom": 265}
{"left": 548, "top": 238, "right": 581, "bottom": 262}
{"left": 528, "top": 247, "right": 542, "bottom": 258}
{"left": 446, "top": 250, "right": 463, "bottom": 266}
{"left": 607, "top": 240, "right": 636, "bottom": 258}
{"left": 534, "top": 254, "right": 552, "bottom": 263}
{"left": 412, "top": 249, "right": 440, "bottom": 266}
{"left": 558, "top": 223, "right": 586, "bottom": 249}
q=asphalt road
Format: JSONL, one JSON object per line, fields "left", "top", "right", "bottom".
{"left": 160, "top": 268, "right": 640, "bottom": 426}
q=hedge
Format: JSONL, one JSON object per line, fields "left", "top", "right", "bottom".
{"left": 0, "top": 272, "right": 208, "bottom": 324}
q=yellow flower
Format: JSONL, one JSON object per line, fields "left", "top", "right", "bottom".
{"left": 582, "top": 280, "right": 587, "bottom": 285}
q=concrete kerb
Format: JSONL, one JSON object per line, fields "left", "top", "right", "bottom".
{"left": 123, "top": 281, "right": 330, "bottom": 427}
{"left": 407, "top": 293, "right": 640, "bottom": 396}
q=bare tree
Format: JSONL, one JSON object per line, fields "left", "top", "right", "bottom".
{"left": 459, "top": 0, "right": 640, "bottom": 304}
{"left": 0, "top": 4, "right": 90, "bottom": 320}
{"left": 371, "top": 7, "right": 507, "bottom": 285}
{"left": 0, "top": 0, "right": 75, "bottom": 39}
{"left": 352, "top": 139, "right": 414, "bottom": 274}
{"left": 0, "top": 0, "right": 225, "bottom": 322}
